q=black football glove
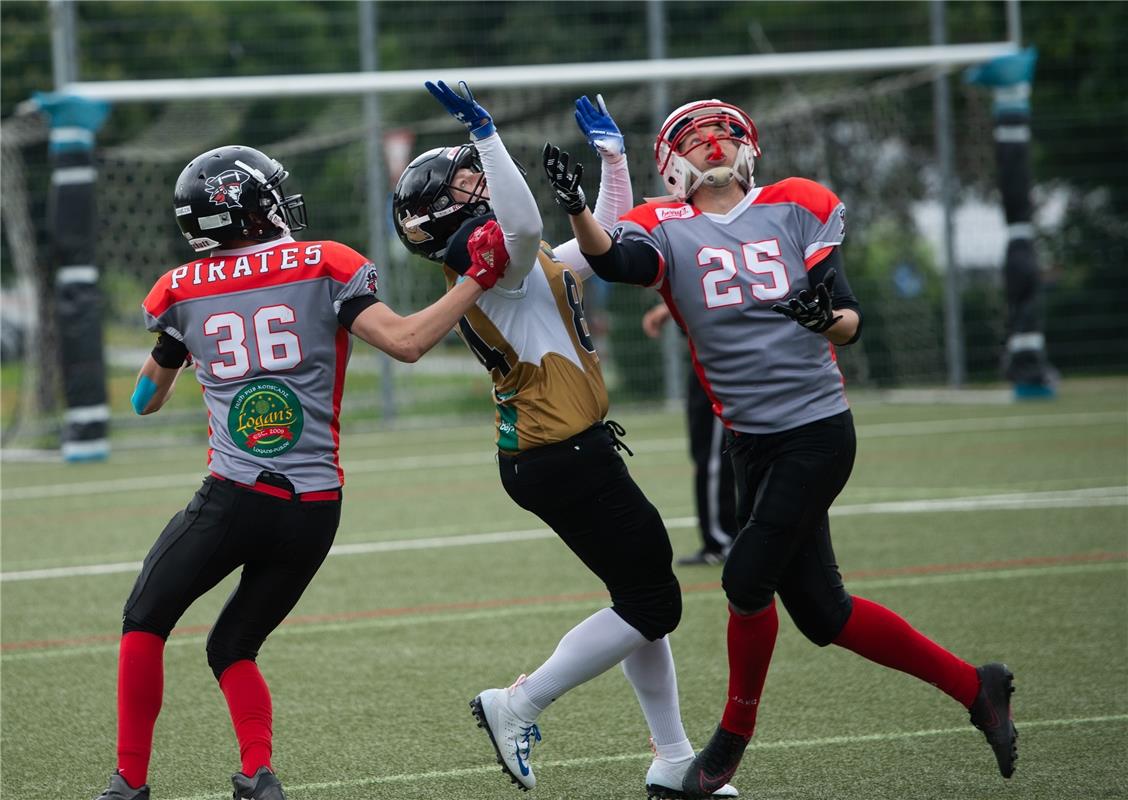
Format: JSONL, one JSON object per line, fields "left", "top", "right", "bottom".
{"left": 771, "top": 269, "right": 844, "bottom": 333}
{"left": 542, "top": 142, "right": 587, "bottom": 216}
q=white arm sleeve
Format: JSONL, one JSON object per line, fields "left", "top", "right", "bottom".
{"left": 475, "top": 132, "right": 542, "bottom": 291}
{"left": 550, "top": 153, "right": 633, "bottom": 282}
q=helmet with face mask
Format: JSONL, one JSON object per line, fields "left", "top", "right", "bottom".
{"left": 173, "top": 145, "right": 306, "bottom": 252}
{"left": 654, "top": 100, "right": 761, "bottom": 201}
{"left": 391, "top": 145, "right": 491, "bottom": 263}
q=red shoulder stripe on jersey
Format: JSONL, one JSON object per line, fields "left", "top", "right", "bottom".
{"left": 648, "top": 247, "right": 667, "bottom": 288}
{"left": 752, "top": 177, "right": 842, "bottom": 224}
{"left": 621, "top": 200, "right": 698, "bottom": 232}
{"left": 657, "top": 282, "right": 732, "bottom": 429}
{"left": 330, "top": 324, "right": 349, "bottom": 485}
{"left": 144, "top": 240, "right": 370, "bottom": 318}
{"left": 805, "top": 245, "right": 835, "bottom": 270}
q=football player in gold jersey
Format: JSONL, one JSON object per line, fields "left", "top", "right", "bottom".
{"left": 392, "top": 81, "right": 738, "bottom": 800}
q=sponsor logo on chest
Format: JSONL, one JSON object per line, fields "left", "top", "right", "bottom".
{"left": 656, "top": 205, "right": 695, "bottom": 221}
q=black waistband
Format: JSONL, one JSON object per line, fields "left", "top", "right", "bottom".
{"left": 498, "top": 419, "right": 633, "bottom": 463}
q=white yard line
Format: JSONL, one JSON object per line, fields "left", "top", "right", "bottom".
{"left": 2, "top": 411, "right": 1123, "bottom": 502}
{"left": 2, "top": 486, "right": 1125, "bottom": 583}
{"left": 152, "top": 713, "right": 1128, "bottom": 800}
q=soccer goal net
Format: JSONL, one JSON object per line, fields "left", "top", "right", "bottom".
{"left": 2, "top": 46, "right": 1007, "bottom": 446}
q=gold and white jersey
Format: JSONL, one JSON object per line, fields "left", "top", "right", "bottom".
{"left": 445, "top": 241, "right": 607, "bottom": 452}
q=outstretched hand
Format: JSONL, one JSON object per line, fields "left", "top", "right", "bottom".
{"left": 425, "top": 80, "right": 495, "bottom": 139}
{"left": 770, "top": 269, "right": 843, "bottom": 333}
{"left": 464, "top": 219, "right": 510, "bottom": 290}
{"left": 542, "top": 143, "right": 587, "bottom": 216}
{"left": 574, "top": 94, "right": 624, "bottom": 159}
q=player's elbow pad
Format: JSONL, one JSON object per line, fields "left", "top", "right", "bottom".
{"left": 582, "top": 239, "right": 659, "bottom": 286}
{"left": 131, "top": 376, "right": 158, "bottom": 415}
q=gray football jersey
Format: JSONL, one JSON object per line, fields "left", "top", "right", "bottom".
{"left": 142, "top": 237, "right": 378, "bottom": 491}
{"left": 615, "top": 177, "right": 849, "bottom": 434}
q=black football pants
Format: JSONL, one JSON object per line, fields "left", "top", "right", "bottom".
{"left": 686, "top": 371, "right": 737, "bottom": 553}
{"left": 122, "top": 474, "right": 340, "bottom": 677}
{"left": 498, "top": 423, "right": 681, "bottom": 641}
{"left": 722, "top": 409, "right": 856, "bottom": 645}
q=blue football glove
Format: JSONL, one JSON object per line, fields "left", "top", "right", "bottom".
{"left": 574, "top": 94, "right": 624, "bottom": 159}
{"left": 425, "top": 79, "right": 495, "bottom": 139}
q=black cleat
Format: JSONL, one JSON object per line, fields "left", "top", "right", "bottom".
{"left": 231, "top": 766, "right": 286, "bottom": 800}
{"left": 677, "top": 548, "right": 726, "bottom": 567}
{"left": 969, "top": 662, "right": 1018, "bottom": 778}
{"left": 681, "top": 726, "right": 751, "bottom": 799}
{"left": 93, "top": 773, "right": 150, "bottom": 800}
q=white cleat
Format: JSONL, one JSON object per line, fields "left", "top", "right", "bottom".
{"left": 645, "top": 755, "right": 739, "bottom": 799}
{"left": 470, "top": 675, "right": 542, "bottom": 791}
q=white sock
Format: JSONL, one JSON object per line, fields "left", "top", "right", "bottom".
{"left": 511, "top": 608, "right": 647, "bottom": 719}
{"left": 621, "top": 636, "right": 694, "bottom": 760}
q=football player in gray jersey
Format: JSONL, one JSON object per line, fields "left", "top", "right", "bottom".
{"left": 393, "top": 82, "right": 737, "bottom": 800}
{"left": 92, "top": 146, "right": 510, "bottom": 800}
{"left": 545, "top": 98, "right": 1018, "bottom": 797}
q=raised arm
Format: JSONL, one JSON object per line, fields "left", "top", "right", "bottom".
{"left": 426, "top": 79, "right": 541, "bottom": 290}
{"left": 547, "top": 94, "right": 634, "bottom": 280}
{"left": 542, "top": 144, "right": 660, "bottom": 287}
{"left": 350, "top": 220, "right": 510, "bottom": 361}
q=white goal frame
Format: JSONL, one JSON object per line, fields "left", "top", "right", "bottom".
{"left": 60, "top": 43, "right": 1017, "bottom": 102}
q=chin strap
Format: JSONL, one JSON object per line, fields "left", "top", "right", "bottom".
{"left": 686, "top": 165, "right": 750, "bottom": 198}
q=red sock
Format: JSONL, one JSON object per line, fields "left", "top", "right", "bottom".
{"left": 720, "top": 601, "right": 779, "bottom": 736}
{"left": 833, "top": 595, "right": 979, "bottom": 707}
{"left": 116, "top": 631, "right": 165, "bottom": 788}
{"left": 219, "top": 660, "right": 273, "bottom": 776}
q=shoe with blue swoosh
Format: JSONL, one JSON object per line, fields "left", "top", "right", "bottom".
{"left": 471, "top": 674, "right": 542, "bottom": 791}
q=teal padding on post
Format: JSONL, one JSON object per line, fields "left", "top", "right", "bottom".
{"left": 964, "top": 47, "right": 1038, "bottom": 115}
{"left": 32, "top": 92, "right": 111, "bottom": 153}
{"left": 964, "top": 47, "right": 1038, "bottom": 88}
{"left": 131, "top": 375, "right": 158, "bottom": 415}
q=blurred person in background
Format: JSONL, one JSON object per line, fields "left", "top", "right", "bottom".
{"left": 92, "top": 145, "right": 510, "bottom": 800}
{"left": 641, "top": 301, "right": 737, "bottom": 566}
{"left": 392, "top": 81, "right": 737, "bottom": 799}
{"left": 543, "top": 97, "right": 1018, "bottom": 798}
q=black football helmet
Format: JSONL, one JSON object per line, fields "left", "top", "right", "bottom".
{"left": 392, "top": 145, "right": 491, "bottom": 262}
{"left": 173, "top": 145, "right": 307, "bottom": 252}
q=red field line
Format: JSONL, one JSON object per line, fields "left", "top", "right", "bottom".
{"left": 4, "top": 550, "right": 1125, "bottom": 653}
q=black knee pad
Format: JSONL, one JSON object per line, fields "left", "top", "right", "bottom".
{"left": 206, "top": 630, "right": 259, "bottom": 680}
{"left": 720, "top": 559, "right": 777, "bottom": 613}
{"left": 610, "top": 578, "right": 682, "bottom": 640}
{"left": 782, "top": 590, "right": 854, "bottom": 647}
{"left": 122, "top": 612, "right": 173, "bottom": 640}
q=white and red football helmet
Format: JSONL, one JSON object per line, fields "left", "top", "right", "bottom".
{"left": 654, "top": 99, "right": 761, "bottom": 201}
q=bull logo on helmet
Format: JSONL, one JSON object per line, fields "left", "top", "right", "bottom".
{"left": 396, "top": 208, "right": 433, "bottom": 245}
{"left": 205, "top": 169, "right": 250, "bottom": 209}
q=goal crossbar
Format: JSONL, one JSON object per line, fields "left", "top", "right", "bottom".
{"left": 60, "top": 42, "right": 1017, "bottom": 103}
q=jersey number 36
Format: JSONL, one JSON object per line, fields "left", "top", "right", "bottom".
{"left": 203, "top": 305, "right": 303, "bottom": 379}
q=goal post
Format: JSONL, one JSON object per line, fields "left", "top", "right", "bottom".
{"left": 6, "top": 41, "right": 1015, "bottom": 450}
{"left": 57, "top": 43, "right": 1018, "bottom": 102}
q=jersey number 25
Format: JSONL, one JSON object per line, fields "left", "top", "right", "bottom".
{"left": 698, "top": 239, "right": 790, "bottom": 308}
